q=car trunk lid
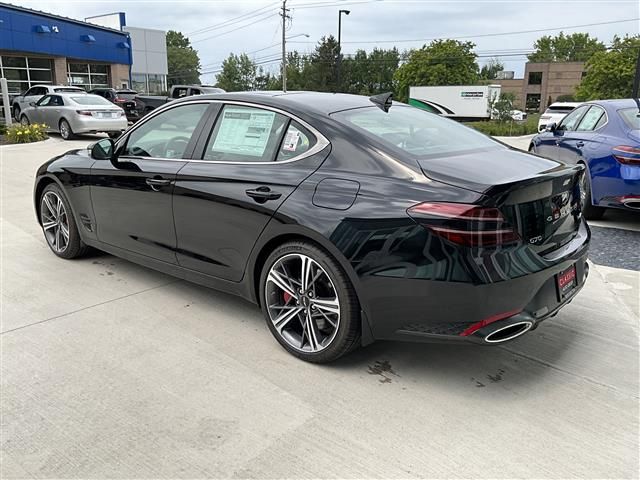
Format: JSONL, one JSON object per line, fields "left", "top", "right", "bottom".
{"left": 416, "top": 147, "right": 585, "bottom": 255}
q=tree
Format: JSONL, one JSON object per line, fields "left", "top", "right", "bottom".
{"left": 215, "top": 53, "right": 257, "bottom": 91}
{"left": 393, "top": 39, "right": 479, "bottom": 102}
{"left": 576, "top": 35, "right": 640, "bottom": 100}
{"left": 342, "top": 48, "right": 400, "bottom": 95}
{"left": 527, "top": 32, "right": 605, "bottom": 62}
{"left": 492, "top": 92, "right": 516, "bottom": 122}
{"left": 166, "top": 30, "right": 201, "bottom": 86}
{"left": 305, "top": 36, "right": 340, "bottom": 92}
{"left": 479, "top": 58, "right": 504, "bottom": 80}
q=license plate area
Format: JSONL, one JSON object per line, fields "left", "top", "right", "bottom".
{"left": 556, "top": 264, "right": 577, "bottom": 300}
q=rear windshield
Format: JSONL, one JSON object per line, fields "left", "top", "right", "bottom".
{"left": 619, "top": 108, "right": 640, "bottom": 130}
{"left": 54, "top": 88, "right": 85, "bottom": 93}
{"left": 116, "top": 90, "right": 137, "bottom": 99}
{"left": 332, "top": 105, "right": 499, "bottom": 157}
{"left": 70, "top": 95, "right": 113, "bottom": 106}
{"left": 545, "top": 106, "right": 575, "bottom": 114}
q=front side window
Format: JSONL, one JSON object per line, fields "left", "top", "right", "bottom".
{"left": 558, "top": 105, "right": 589, "bottom": 131}
{"left": 576, "top": 106, "right": 606, "bottom": 131}
{"left": 49, "top": 95, "right": 64, "bottom": 107}
{"left": 203, "top": 105, "right": 289, "bottom": 162}
{"left": 122, "top": 103, "right": 209, "bottom": 159}
{"left": 36, "top": 95, "right": 52, "bottom": 106}
{"left": 333, "top": 105, "right": 499, "bottom": 158}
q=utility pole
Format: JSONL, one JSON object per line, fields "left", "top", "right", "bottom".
{"left": 281, "top": 0, "right": 290, "bottom": 92}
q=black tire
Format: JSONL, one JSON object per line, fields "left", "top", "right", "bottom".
{"left": 13, "top": 105, "right": 20, "bottom": 121}
{"left": 40, "top": 183, "right": 88, "bottom": 259}
{"left": 259, "top": 241, "right": 361, "bottom": 363}
{"left": 580, "top": 170, "right": 605, "bottom": 220}
{"left": 59, "top": 119, "right": 75, "bottom": 140}
{"left": 20, "top": 114, "right": 29, "bottom": 126}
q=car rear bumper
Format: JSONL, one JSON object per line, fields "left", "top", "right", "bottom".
{"left": 70, "top": 116, "right": 128, "bottom": 134}
{"left": 361, "top": 231, "right": 590, "bottom": 345}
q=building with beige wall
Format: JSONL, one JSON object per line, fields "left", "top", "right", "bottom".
{"left": 495, "top": 62, "right": 585, "bottom": 112}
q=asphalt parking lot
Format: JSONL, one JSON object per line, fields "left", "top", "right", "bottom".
{"left": 1, "top": 135, "right": 638, "bottom": 479}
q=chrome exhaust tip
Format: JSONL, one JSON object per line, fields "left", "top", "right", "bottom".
{"left": 484, "top": 321, "right": 533, "bottom": 343}
{"left": 622, "top": 199, "right": 640, "bottom": 210}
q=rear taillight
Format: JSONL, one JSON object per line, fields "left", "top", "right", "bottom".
{"left": 114, "top": 96, "right": 126, "bottom": 103}
{"left": 407, "top": 202, "right": 520, "bottom": 247}
{"left": 76, "top": 110, "right": 92, "bottom": 116}
{"left": 613, "top": 146, "right": 640, "bottom": 165}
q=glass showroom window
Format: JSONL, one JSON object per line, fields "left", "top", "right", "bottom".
{"left": 67, "top": 63, "right": 110, "bottom": 91}
{"left": 0, "top": 56, "right": 53, "bottom": 93}
{"left": 131, "top": 73, "right": 147, "bottom": 93}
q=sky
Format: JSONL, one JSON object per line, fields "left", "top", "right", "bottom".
{"left": 12, "top": 0, "right": 640, "bottom": 84}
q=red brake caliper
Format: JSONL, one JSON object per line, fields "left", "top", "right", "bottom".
{"left": 283, "top": 291, "right": 292, "bottom": 304}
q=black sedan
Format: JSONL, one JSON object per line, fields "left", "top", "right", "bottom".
{"left": 33, "top": 91, "right": 590, "bottom": 363}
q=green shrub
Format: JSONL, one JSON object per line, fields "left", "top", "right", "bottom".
{"left": 0, "top": 123, "right": 7, "bottom": 135}
{"left": 465, "top": 114, "right": 540, "bottom": 137}
{"left": 5, "top": 123, "right": 48, "bottom": 143}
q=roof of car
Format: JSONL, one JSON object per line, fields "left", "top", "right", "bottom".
{"left": 174, "top": 91, "right": 380, "bottom": 116}
{"left": 585, "top": 98, "right": 639, "bottom": 109}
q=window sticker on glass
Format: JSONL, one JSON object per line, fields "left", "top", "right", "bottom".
{"left": 282, "top": 129, "right": 300, "bottom": 152}
{"left": 212, "top": 107, "right": 276, "bottom": 157}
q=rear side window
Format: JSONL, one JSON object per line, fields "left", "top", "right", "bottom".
{"left": 203, "top": 105, "right": 289, "bottom": 162}
{"left": 619, "top": 108, "right": 640, "bottom": 130}
{"left": 576, "top": 106, "right": 606, "bottom": 131}
{"left": 332, "top": 105, "right": 498, "bottom": 157}
{"left": 276, "top": 121, "right": 317, "bottom": 161}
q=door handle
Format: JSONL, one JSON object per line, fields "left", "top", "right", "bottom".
{"left": 146, "top": 177, "right": 171, "bottom": 191}
{"left": 576, "top": 141, "right": 584, "bottom": 148}
{"left": 246, "top": 186, "right": 282, "bottom": 203}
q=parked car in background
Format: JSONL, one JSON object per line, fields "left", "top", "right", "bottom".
{"left": 20, "top": 92, "right": 127, "bottom": 140}
{"left": 89, "top": 88, "right": 140, "bottom": 123}
{"left": 134, "top": 85, "right": 225, "bottom": 115}
{"left": 538, "top": 102, "right": 582, "bottom": 132}
{"left": 33, "top": 91, "right": 589, "bottom": 363}
{"left": 530, "top": 98, "right": 640, "bottom": 219}
{"left": 12, "top": 85, "right": 86, "bottom": 121}
{"left": 509, "top": 109, "right": 527, "bottom": 121}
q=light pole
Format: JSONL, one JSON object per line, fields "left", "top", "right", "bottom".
{"left": 337, "top": 9, "right": 350, "bottom": 92}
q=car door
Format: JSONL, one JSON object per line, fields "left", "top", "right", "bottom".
{"left": 39, "top": 95, "right": 64, "bottom": 129}
{"left": 22, "top": 86, "right": 47, "bottom": 109}
{"left": 539, "top": 105, "right": 590, "bottom": 161}
{"left": 29, "top": 94, "right": 52, "bottom": 123}
{"left": 173, "top": 102, "right": 330, "bottom": 281}
{"left": 90, "top": 101, "right": 213, "bottom": 263}
{"left": 558, "top": 105, "right": 607, "bottom": 165}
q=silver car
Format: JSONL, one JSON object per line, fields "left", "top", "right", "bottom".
{"left": 20, "top": 93, "right": 128, "bottom": 140}
{"left": 11, "top": 84, "right": 86, "bottom": 121}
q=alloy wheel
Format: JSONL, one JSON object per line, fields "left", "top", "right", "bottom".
{"left": 60, "top": 121, "right": 70, "bottom": 139}
{"left": 20, "top": 116, "right": 29, "bottom": 126}
{"left": 40, "top": 191, "right": 70, "bottom": 253}
{"left": 265, "top": 253, "right": 341, "bottom": 353}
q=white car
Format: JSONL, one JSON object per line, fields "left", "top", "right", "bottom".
{"left": 537, "top": 102, "right": 582, "bottom": 132}
{"left": 12, "top": 84, "right": 86, "bottom": 121}
{"left": 20, "top": 93, "right": 127, "bottom": 140}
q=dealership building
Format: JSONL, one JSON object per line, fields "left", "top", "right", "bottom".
{"left": 0, "top": 3, "right": 167, "bottom": 94}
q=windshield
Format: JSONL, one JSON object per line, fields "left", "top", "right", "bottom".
{"left": 619, "top": 108, "right": 640, "bottom": 130}
{"left": 332, "top": 105, "right": 500, "bottom": 157}
{"left": 70, "top": 95, "right": 114, "bottom": 106}
{"left": 54, "top": 88, "right": 85, "bottom": 93}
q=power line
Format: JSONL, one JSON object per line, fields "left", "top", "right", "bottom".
{"left": 188, "top": 2, "right": 280, "bottom": 36}
{"left": 339, "top": 18, "right": 640, "bottom": 44}
{"left": 191, "top": 12, "right": 280, "bottom": 44}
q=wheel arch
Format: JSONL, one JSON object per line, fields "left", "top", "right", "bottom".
{"left": 33, "top": 175, "right": 64, "bottom": 225}
{"left": 247, "top": 226, "right": 375, "bottom": 345}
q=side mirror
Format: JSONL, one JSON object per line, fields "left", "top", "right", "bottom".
{"left": 29, "top": 101, "right": 36, "bottom": 107}
{"left": 91, "top": 138, "right": 115, "bottom": 160}
{"left": 545, "top": 122, "right": 557, "bottom": 132}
